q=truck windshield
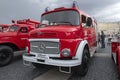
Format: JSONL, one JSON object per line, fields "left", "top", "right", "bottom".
{"left": 41, "top": 10, "right": 80, "bottom": 26}
{"left": 7, "top": 26, "right": 18, "bottom": 32}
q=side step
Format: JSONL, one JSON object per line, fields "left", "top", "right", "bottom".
{"left": 59, "top": 67, "right": 71, "bottom": 74}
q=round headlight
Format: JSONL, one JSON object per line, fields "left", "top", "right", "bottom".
{"left": 62, "top": 48, "right": 71, "bottom": 57}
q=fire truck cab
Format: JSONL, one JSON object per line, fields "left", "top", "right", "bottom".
{"left": 23, "top": 3, "right": 98, "bottom": 76}
{"left": 0, "top": 24, "right": 9, "bottom": 32}
{"left": 0, "top": 19, "right": 40, "bottom": 66}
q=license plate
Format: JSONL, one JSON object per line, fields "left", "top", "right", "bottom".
{"left": 37, "top": 54, "right": 47, "bottom": 60}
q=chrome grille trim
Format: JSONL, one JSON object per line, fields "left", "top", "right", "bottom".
{"left": 30, "top": 39, "right": 60, "bottom": 54}
{"left": 46, "top": 46, "right": 59, "bottom": 49}
{"left": 29, "top": 38, "right": 59, "bottom": 42}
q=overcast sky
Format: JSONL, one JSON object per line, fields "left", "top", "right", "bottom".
{"left": 0, "top": 0, "right": 120, "bottom": 24}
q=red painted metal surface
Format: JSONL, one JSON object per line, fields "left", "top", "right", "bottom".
{"left": 0, "top": 19, "right": 40, "bottom": 50}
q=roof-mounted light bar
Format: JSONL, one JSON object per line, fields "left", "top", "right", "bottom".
{"left": 11, "top": 19, "right": 40, "bottom": 25}
{"left": 12, "top": 20, "right": 16, "bottom": 23}
{"left": 72, "top": 0, "right": 78, "bottom": 8}
{"left": 44, "top": 0, "right": 78, "bottom": 12}
{"left": 45, "top": 7, "right": 50, "bottom": 12}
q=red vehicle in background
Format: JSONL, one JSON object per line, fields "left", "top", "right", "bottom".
{"left": 0, "top": 19, "right": 40, "bottom": 66}
{"left": 23, "top": 2, "right": 98, "bottom": 76}
{"left": 0, "top": 24, "right": 9, "bottom": 32}
{"left": 111, "top": 34, "right": 120, "bottom": 73}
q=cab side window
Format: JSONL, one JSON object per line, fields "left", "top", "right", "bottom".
{"left": 81, "top": 15, "right": 86, "bottom": 27}
{"left": 20, "top": 27, "right": 28, "bottom": 33}
{"left": 86, "top": 17, "right": 92, "bottom": 27}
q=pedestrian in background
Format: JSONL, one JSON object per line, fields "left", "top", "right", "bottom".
{"left": 101, "top": 31, "right": 105, "bottom": 48}
{"left": 98, "top": 32, "right": 101, "bottom": 47}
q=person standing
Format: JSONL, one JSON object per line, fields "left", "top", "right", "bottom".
{"left": 101, "top": 31, "right": 105, "bottom": 48}
{"left": 98, "top": 32, "right": 101, "bottom": 47}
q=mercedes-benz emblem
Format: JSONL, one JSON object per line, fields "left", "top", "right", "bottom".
{"left": 38, "top": 42, "right": 45, "bottom": 53}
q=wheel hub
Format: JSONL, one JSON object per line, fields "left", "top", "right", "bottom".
{"left": 0, "top": 52, "right": 9, "bottom": 61}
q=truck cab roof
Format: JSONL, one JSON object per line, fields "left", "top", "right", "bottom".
{"left": 42, "top": 7, "right": 91, "bottom": 18}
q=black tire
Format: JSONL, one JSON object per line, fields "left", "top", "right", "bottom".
{"left": 73, "top": 48, "right": 90, "bottom": 76}
{"left": 111, "top": 53, "right": 114, "bottom": 62}
{"left": 95, "top": 50, "right": 97, "bottom": 53}
{"left": 116, "top": 53, "right": 118, "bottom": 65}
{"left": 95, "top": 41, "right": 98, "bottom": 53}
{"left": 0, "top": 46, "right": 13, "bottom": 67}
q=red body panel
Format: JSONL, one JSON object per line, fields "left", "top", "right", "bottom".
{"left": 111, "top": 42, "right": 119, "bottom": 53}
{"left": 111, "top": 37, "right": 120, "bottom": 74}
{"left": 30, "top": 26, "right": 80, "bottom": 39}
{"left": 0, "top": 19, "right": 40, "bottom": 51}
{"left": 118, "top": 46, "right": 120, "bottom": 73}
{"left": 59, "top": 39, "right": 82, "bottom": 58}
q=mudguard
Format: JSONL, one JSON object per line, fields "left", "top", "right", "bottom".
{"left": 74, "top": 40, "right": 88, "bottom": 65}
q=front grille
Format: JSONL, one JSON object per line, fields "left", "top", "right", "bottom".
{"left": 30, "top": 41, "right": 59, "bottom": 54}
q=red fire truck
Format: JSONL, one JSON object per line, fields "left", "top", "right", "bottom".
{"left": 23, "top": 2, "right": 98, "bottom": 76}
{"left": 111, "top": 34, "right": 120, "bottom": 73}
{"left": 0, "top": 19, "right": 40, "bottom": 66}
{"left": 0, "top": 24, "right": 9, "bottom": 32}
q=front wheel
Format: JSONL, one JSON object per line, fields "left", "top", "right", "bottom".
{"left": 73, "top": 48, "right": 90, "bottom": 76}
{"left": 0, "top": 46, "right": 13, "bottom": 67}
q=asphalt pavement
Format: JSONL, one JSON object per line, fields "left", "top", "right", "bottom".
{"left": 0, "top": 51, "right": 52, "bottom": 80}
{"left": 69, "top": 46, "right": 119, "bottom": 80}
{"left": 0, "top": 42, "right": 119, "bottom": 80}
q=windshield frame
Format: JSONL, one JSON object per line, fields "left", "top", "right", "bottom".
{"left": 41, "top": 10, "right": 80, "bottom": 26}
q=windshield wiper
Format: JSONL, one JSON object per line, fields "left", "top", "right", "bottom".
{"left": 57, "top": 21, "right": 72, "bottom": 25}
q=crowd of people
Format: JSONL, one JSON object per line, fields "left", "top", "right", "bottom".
{"left": 98, "top": 31, "right": 120, "bottom": 48}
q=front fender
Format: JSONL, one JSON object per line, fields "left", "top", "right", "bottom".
{"left": 74, "top": 40, "right": 88, "bottom": 65}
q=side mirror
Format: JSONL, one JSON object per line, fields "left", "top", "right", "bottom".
{"left": 86, "top": 17, "right": 92, "bottom": 26}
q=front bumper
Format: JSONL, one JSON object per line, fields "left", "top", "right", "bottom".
{"left": 23, "top": 53, "right": 81, "bottom": 67}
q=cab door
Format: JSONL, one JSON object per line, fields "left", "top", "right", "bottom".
{"left": 18, "top": 27, "right": 29, "bottom": 49}
{"left": 86, "top": 17, "right": 96, "bottom": 47}
{"left": 81, "top": 15, "right": 94, "bottom": 47}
